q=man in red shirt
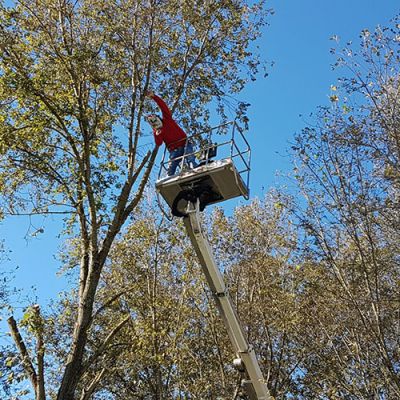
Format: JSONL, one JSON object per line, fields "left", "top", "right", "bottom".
{"left": 145, "top": 91, "right": 197, "bottom": 176}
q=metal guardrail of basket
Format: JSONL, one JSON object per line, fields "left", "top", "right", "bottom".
{"left": 157, "top": 120, "right": 251, "bottom": 199}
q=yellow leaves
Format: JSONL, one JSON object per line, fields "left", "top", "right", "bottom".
{"left": 5, "top": 356, "right": 15, "bottom": 368}
{"left": 7, "top": 371, "right": 14, "bottom": 383}
{"left": 329, "top": 84, "right": 339, "bottom": 103}
{"left": 383, "top": 164, "right": 397, "bottom": 180}
{"left": 329, "top": 94, "right": 339, "bottom": 103}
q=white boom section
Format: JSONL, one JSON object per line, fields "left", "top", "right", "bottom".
{"left": 183, "top": 201, "right": 272, "bottom": 400}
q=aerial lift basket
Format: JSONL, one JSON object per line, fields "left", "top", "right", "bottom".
{"left": 156, "top": 121, "right": 250, "bottom": 216}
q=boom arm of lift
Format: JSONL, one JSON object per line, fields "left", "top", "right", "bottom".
{"left": 183, "top": 200, "right": 272, "bottom": 400}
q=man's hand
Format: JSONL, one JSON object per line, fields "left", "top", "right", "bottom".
{"left": 144, "top": 90, "right": 154, "bottom": 98}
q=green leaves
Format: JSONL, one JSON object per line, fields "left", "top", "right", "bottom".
{"left": 291, "top": 16, "right": 400, "bottom": 399}
{"left": 20, "top": 305, "right": 44, "bottom": 335}
{"left": 0, "top": 1, "right": 270, "bottom": 398}
{"left": 0, "top": 0, "right": 268, "bottom": 220}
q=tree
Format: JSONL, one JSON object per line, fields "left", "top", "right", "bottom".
{"left": 82, "top": 197, "right": 236, "bottom": 399}
{"left": 0, "top": 0, "right": 269, "bottom": 398}
{"left": 210, "top": 194, "right": 305, "bottom": 399}
{"left": 67, "top": 192, "right": 303, "bottom": 399}
{"left": 291, "top": 16, "right": 400, "bottom": 398}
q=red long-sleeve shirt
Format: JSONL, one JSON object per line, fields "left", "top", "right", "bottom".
{"left": 151, "top": 95, "right": 187, "bottom": 150}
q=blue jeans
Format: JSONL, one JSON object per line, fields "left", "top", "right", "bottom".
{"left": 168, "top": 141, "right": 197, "bottom": 176}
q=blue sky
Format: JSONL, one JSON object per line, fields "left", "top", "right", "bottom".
{"left": 1, "top": 1, "right": 399, "bottom": 314}
{"left": 248, "top": 0, "right": 399, "bottom": 194}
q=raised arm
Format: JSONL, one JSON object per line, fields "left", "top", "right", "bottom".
{"left": 146, "top": 92, "right": 172, "bottom": 120}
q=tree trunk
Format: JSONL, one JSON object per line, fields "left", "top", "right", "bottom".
{"left": 57, "top": 259, "right": 102, "bottom": 400}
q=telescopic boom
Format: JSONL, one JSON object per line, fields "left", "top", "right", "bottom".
{"left": 183, "top": 200, "right": 272, "bottom": 400}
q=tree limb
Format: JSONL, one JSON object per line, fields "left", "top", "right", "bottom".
{"left": 7, "top": 316, "right": 38, "bottom": 396}
{"left": 82, "top": 315, "right": 130, "bottom": 373}
{"left": 33, "top": 306, "right": 46, "bottom": 400}
{"left": 80, "top": 367, "right": 106, "bottom": 400}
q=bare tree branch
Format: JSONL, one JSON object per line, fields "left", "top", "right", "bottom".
{"left": 7, "top": 316, "right": 38, "bottom": 397}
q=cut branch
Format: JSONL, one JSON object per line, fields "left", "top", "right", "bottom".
{"left": 7, "top": 316, "right": 38, "bottom": 395}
